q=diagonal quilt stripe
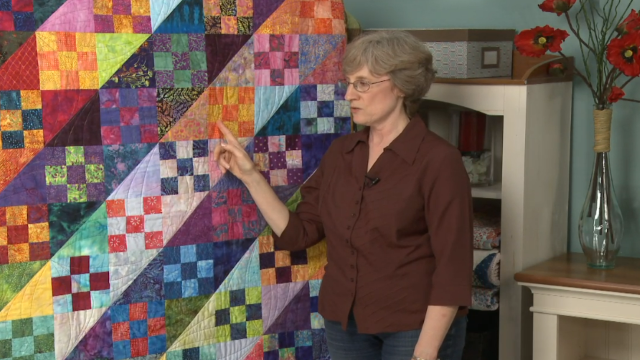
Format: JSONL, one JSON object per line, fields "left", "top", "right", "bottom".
{"left": 150, "top": 0, "right": 186, "bottom": 32}
{"left": 97, "top": 34, "right": 151, "bottom": 87}
{"left": 108, "top": 145, "right": 161, "bottom": 200}
{"left": 33, "top": 0, "right": 68, "bottom": 29}
{"left": 216, "top": 337, "right": 262, "bottom": 360}
{"left": 0, "top": 261, "right": 48, "bottom": 313}
{"left": 0, "top": 262, "right": 53, "bottom": 322}
{"left": 301, "top": 39, "right": 346, "bottom": 85}
{"left": 254, "top": 86, "right": 299, "bottom": 135}
{"left": 255, "top": 0, "right": 301, "bottom": 35}
{"left": 54, "top": 307, "right": 109, "bottom": 359}
{"left": 299, "top": 34, "right": 345, "bottom": 80}
{"left": 261, "top": 281, "right": 307, "bottom": 333}
{"left": 210, "top": 37, "right": 255, "bottom": 87}
{"left": 0, "top": 34, "right": 39, "bottom": 90}
{"left": 38, "top": 0, "right": 96, "bottom": 33}
{"left": 253, "top": 0, "right": 288, "bottom": 31}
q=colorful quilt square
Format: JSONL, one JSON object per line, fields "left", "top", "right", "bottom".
{"left": 208, "top": 86, "right": 254, "bottom": 138}
{"left": 45, "top": 146, "right": 105, "bottom": 203}
{"left": 36, "top": 32, "right": 99, "bottom": 90}
{"left": 160, "top": 140, "right": 210, "bottom": 195}
{"left": 111, "top": 300, "right": 167, "bottom": 359}
{"left": 263, "top": 330, "right": 314, "bottom": 360}
{"left": 106, "top": 196, "right": 164, "bottom": 253}
{"left": 254, "top": 34, "right": 299, "bottom": 86}
{"left": 99, "top": 88, "right": 159, "bottom": 144}
{"left": 0, "top": 90, "right": 43, "bottom": 149}
{"left": 94, "top": 0, "right": 152, "bottom": 33}
{"left": 152, "top": 34, "right": 208, "bottom": 87}
{"left": 299, "top": 84, "right": 351, "bottom": 135}
{"left": 204, "top": 0, "right": 253, "bottom": 34}
{"left": 0, "top": 315, "right": 55, "bottom": 359}
{"left": 162, "top": 243, "right": 215, "bottom": 299}
{"left": 214, "top": 287, "right": 262, "bottom": 342}
{"left": 0, "top": 0, "right": 35, "bottom": 31}
{"left": 51, "top": 254, "right": 110, "bottom": 313}
{"left": 299, "top": 0, "right": 344, "bottom": 35}
{"left": 210, "top": 186, "right": 260, "bottom": 241}
{"left": 253, "top": 135, "right": 303, "bottom": 186}
{"left": 0, "top": 205, "right": 50, "bottom": 264}
{"left": 259, "top": 235, "right": 311, "bottom": 285}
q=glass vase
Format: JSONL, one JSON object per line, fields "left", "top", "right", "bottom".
{"left": 578, "top": 108, "right": 624, "bottom": 269}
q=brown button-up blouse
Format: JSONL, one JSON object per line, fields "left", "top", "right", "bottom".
{"left": 273, "top": 116, "right": 474, "bottom": 334}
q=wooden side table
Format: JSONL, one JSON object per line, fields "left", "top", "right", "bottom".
{"left": 515, "top": 253, "right": 640, "bottom": 360}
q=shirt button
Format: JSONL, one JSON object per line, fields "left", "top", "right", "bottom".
{"left": 351, "top": 213, "right": 355, "bottom": 217}
{"left": 346, "top": 225, "right": 351, "bottom": 230}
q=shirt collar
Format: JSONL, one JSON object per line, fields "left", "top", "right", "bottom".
{"left": 343, "top": 115, "right": 427, "bottom": 165}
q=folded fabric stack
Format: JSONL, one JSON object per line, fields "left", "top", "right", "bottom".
{"left": 471, "top": 249, "right": 500, "bottom": 311}
{"left": 471, "top": 287, "right": 500, "bottom": 311}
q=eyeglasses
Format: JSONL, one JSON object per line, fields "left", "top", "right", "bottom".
{"left": 338, "top": 78, "right": 391, "bottom": 93}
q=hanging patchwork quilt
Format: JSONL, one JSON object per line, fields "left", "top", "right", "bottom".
{"left": 0, "top": 0, "right": 348, "bottom": 358}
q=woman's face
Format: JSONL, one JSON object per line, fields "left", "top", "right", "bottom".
{"left": 343, "top": 66, "right": 405, "bottom": 127}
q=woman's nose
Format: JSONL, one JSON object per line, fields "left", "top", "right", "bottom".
{"left": 344, "top": 83, "right": 358, "bottom": 101}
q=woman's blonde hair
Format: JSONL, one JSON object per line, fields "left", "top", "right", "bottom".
{"left": 342, "top": 30, "right": 436, "bottom": 116}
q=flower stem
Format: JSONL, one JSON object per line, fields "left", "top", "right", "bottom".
{"left": 619, "top": 75, "right": 636, "bottom": 90}
{"left": 620, "top": 98, "right": 640, "bottom": 103}
{"left": 565, "top": 12, "right": 597, "bottom": 54}
{"left": 558, "top": 51, "right": 598, "bottom": 103}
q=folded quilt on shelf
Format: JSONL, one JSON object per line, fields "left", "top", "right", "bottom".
{"left": 473, "top": 212, "right": 501, "bottom": 250}
{"left": 472, "top": 249, "right": 500, "bottom": 289}
{"left": 471, "top": 287, "right": 499, "bottom": 311}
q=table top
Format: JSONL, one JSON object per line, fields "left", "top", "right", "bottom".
{"left": 514, "top": 252, "right": 640, "bottom": 295}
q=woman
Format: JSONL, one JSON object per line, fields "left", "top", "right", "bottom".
{"left": 213, "top": 30, "right": 473, "bottom": 360}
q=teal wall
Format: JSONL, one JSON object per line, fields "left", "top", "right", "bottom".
{"left": 344, "top": 0, "right": 640, "bottom": 257}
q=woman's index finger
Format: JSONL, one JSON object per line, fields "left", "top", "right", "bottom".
{"left": 216, "top": 121, "right": 241, "bottom": 146}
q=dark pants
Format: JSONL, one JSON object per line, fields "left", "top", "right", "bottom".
{"left": 324, "top": 314, "right": 467, "bottom": 360}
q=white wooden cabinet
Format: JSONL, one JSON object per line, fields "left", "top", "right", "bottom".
{"left": 423, "top": 53, "right": 574, "bottom": 360}
{"left": 516, "top": 253, "right": 640, "bottom": 360}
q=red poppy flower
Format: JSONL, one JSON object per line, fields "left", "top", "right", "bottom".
{"left": 515, "top": 26, "right": 570, "bottom": 57}
{"left": 607, "top": 32, "right": 640, "bottom": 77}
{"left": 538, "top": 0, "right": 577, "bottom": 16}
{"left": 608, "top": 86, "right": 625, "bottom": 103}
{"left": 616, "top": 9, "right": 640, "bottom": 35}
{"left": 548, "top": 62, "right": 566, "bottom": 76}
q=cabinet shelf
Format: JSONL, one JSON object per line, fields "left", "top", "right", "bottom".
{"left": 471, "top": 182, "right": 502, "bottom": 199}
{"left": 424, "top": 77, "right": 572, "bottom": 360}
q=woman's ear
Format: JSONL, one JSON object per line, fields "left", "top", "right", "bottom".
{"left": 391, "top": 84, "right": 405, "bottom": 98}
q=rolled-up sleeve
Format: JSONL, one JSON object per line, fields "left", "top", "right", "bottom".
{"left": 424, "top": 147, "right": 474, "bottom": 306}
{"left": 272, "top": 154, "right": 328, "bottom": 252}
